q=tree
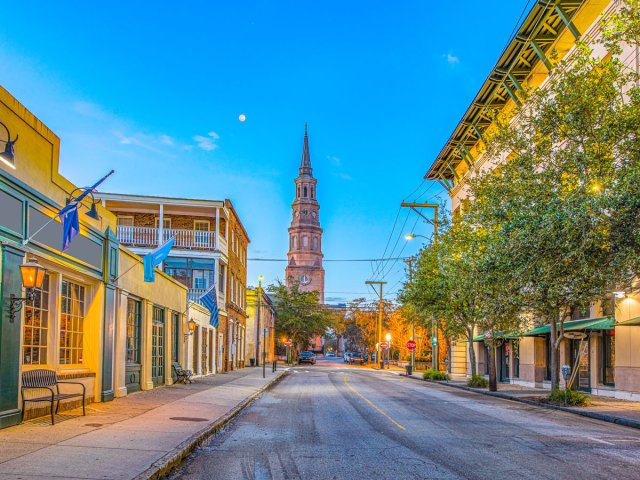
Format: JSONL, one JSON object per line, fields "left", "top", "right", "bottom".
{"left": 268, "top": 281, "right": 335, "bottom": 353}
{"left": 469, "top": 5, "right": 640, "bottom": 391}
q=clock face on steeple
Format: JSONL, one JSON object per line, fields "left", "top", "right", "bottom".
{"left": 300, "top": 275, "right": 311, "bottom": 285}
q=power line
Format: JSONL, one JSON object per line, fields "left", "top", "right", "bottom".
{"left": 248, "top": 257, "right": 410, "bottom": 262}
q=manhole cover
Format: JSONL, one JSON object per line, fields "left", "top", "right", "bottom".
{"left": 85, "top": 423, "right": 103, "bottom": 427}
{"left": 170, "top": 417, "right": 208, "bottom": 422}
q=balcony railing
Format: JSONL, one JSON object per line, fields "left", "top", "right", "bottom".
{"left": 117, "top": 226, "right": 219, "bottom": 251}
{"left": 188, "top": 288, "right": 226, "bottom": 309}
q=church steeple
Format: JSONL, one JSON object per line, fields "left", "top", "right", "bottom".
{"left": 299, "top": 123, "right": 313, "bottom": 177}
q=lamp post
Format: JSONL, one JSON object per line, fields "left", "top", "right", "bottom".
{"left": 184, "top": 319, "right": 197, "bottom": 373}
{"left": 0, "top": 121, "right": 18, "bottom": 170}
{"left": 258, "top": 275, "right": 266, "bottom": 379}
{"left": 10, "top": 258, "right": 47, "bottom": 323}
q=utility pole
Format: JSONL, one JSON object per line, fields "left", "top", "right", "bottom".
{"left": 365, "top": 281, "right": 386, "bottom": 369}
{"left": 405, "top": 257, "right": 415, "bottom": 371}
{"left": 401, "top": 202, "right": 440, "bottom": 371}
{"left": 256, "top": 276, "right": 263, "bottom": 369}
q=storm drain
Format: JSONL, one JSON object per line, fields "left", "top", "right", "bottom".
{"left": 170, "top": 417, "right": 208, "bottom": 422}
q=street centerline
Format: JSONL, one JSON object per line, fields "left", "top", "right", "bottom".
{"left": 343, "top": 374, "right": 406, "bottom": 431}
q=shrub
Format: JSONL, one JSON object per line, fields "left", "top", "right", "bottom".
{"left": 547, "top": 389, "right": 590, "bottom": 406}
{"left": 422, "top": 369, "right": 447, "bottom": 381}
{"left": 467, "top": 375, "right": 489, "bottom": 388}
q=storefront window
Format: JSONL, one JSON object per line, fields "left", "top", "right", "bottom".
{"left": 60, "top": 280, "right": 85, "bottom": 365}
{"left": 544, "top": 338, "right": 551, "bottom": 381}
{"left": 126, "top": 298, "right": 142, "bottom": 364}
{"left": 23, "top": 273, "right": 50, "bottom": 365}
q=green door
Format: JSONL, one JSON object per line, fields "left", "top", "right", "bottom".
{"left": 152, "top": 307, "right": 165, "bottom": 386}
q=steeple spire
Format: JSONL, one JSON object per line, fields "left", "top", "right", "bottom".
{"left": 299, "top": 123, "right": 312, "bottom": 177}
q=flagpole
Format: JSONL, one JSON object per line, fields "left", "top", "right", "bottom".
{"left": 22, "top": 169, "right": 115, "bottom": 247}
{"left": 111, "top": 257, "right": 144, "bottom": 283}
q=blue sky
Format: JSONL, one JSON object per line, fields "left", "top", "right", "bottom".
{"left": 2, "top": 1, "right": 529, "bottom": 303}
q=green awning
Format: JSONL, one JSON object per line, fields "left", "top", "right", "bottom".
{"left": 523, "top": 317, "right": 614, "bottom": 336}
{"left": 472, "top": 332, "right": 522, "bottom": 342}
{"left": 615, "top": 316, "right": 640, "bottom": 326}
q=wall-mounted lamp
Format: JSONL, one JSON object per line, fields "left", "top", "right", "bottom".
{"left": 184, "top": 319, "right": 197, "bottom": 339}
{"left": 10, "top": 258, "right": 47, "bottom": 323}
{"left": 66, "top": 188, "right": 101, "bottom": 221}
{"left": 613, "top": 291, "right": 627, "bottom": 299}
{"left": 0, "top": 121, "right": 18, "bottom": 170}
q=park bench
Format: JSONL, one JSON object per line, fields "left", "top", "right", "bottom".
{"left": 172, "top": 363, "right": 194, "bottom": 384}
{"left": 21, "top": 369, "right": 86, "bottom": 425}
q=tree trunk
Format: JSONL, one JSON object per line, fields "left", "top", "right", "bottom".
{"left": 488, "top": 342, "right": 497, "bottom": 392}
{"left": 466, "top": 326, "right": 477, "bottom": 377}
{"left": 446, "top": 336, "right": 452, "bottom": 374}
{"left": 549, "top": 311, "right": 561, "bottom": 392}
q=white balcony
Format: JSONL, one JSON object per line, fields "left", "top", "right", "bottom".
{"left": 188, "top": 288, "right": 226, "bottom": 310}
{"left": 117, "top": 226, "right": 220, "bottom": 251}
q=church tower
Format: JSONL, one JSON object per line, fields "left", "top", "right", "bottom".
{"left": 285, "top": 125, "right": 325, "bottom": 303}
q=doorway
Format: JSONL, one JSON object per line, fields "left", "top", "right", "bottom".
{"left": 218, "top": 333, "right": 224, "bottom": 372}
{"left": 499, "top": 343, "right": 510, "bottom": 382}
{"left": 570, "top": 338, "right": 591, "bottom": 392}
{"left": 201, "top": 331, "right": 208, "bottom": 374}
{"left": 151, "top": 307, "right": 165, "bottom": 386}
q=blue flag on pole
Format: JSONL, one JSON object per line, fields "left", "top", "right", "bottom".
{"left": 200, "top": 286, "right": 220, "bottom": 328}
{"left": 143, "top": 237, "right": 175, "bottom": 282}
{"left": 58, "top": 170, "right": 115, "bottom": 251}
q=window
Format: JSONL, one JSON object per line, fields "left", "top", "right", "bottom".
{"left": 302, "top": 236, "right": 308, "bottom": 248}
{"left": 155, "top": 217, "right": 171, "bottom": 229}
{"left": 544, "top": 338, "right": 551, "bottom": 381}
{"left": 126, "top": 298, "right": 142, "bottom": 364}
{"left": 310, "top": 185, "right": 314, "bottom": 199}
{"left": 292, "top": 236, "right": 297, "bottom": 249}
{"left": 164, "top": 257, "right": 215, "bottom": 291}
{"left": 23, "top": 273, "right": 50, "bottom": 365}
{"left": 193, "top": 270, "right": 209, "bottom": 290}
{"left": 60, "top": 280, "right": 85, "bottom": 365}
{"left": 172, "top": 312, "right": 180, "bottom": 363}
{"left": 194, "top": 220, "right": 210, "bottom": 231}
{"left": 297, "top": 186, "right": 301, "bottom": 198}
{"left": 231, "top": 274, "right": 236, "bottom": 304}
{"left": 303, "top": 186, "right": 308, "bottom": 197}
{"left": 117, "top": 216, "right": 134, "bottom": 226}
{"left": 218, "top": 263, "right": 226, "bottom": 293}
{"left": 313, "top": 237, "right": 318, "bottom": 251}
{"left": 571, "top": 306, "right": 590, "bottom": 321}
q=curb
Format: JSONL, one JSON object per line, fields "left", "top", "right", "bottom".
{"left": 401, "top": 373, "right": 640, "bottom": 430}
{"left": 135, "top": 369, "right": 289, "bottom": 480}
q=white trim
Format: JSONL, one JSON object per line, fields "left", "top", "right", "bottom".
{"left": 95, "top": 192, "right": 225, "bottom": 208}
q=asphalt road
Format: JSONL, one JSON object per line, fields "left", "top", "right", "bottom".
{"left": 169, "top": 361, "right": 640, "bottom": 479}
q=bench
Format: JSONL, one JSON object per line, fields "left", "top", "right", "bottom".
{"left": 172, "top": 363, "right": 193, "bottom": 384}
{"left": 21, "top": 369, "right": 86, "bottom": 425}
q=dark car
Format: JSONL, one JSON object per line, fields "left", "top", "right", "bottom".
{"left": 298, "top": 351, "right": 316, "bottom": 365}
{"left": 349, "top": 352, "right": 365, "bottom": 365}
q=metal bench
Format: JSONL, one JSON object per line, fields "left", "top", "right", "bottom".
{"left": 21, "top": 369, "right": 86, "bottom": 425}
{"left": 172, "top": 363, "right": 193, "bottom": 384}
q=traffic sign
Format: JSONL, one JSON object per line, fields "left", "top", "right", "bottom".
{"left": 431, "top": 336, "right": 438, "bottom": 346}
{"left": 380, "top": 342, "right": 389, "bottom": 350}
{"left": 406, "top": 340, "right": 417, "bottom": 351}
{"left": 284, "top": 340, "right": 292, "bottom": 347}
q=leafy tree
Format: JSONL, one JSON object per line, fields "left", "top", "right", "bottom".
{"left": 469, "top": 5, "right": 640, "bottom": 391}
{"left": 268, "top": 281, "right": 335, "bottom": 353}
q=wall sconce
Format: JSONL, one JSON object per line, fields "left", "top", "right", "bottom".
{"left": 185, "top": 319, "right": 197, "bottom": 339}
{"left": 10, "top": 258, "right": 47, "bottom": 323}
{"left": 0, "top": 121, "right": 18, "bottom": 170}
{"left": 67, "top": 188, "right": 101, "bottom": 221}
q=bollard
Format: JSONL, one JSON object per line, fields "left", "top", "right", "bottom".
{"left": 272, "top": 359, "right": 277, "bottom": 372}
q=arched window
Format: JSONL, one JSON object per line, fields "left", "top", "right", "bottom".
{"left": 292, "top": 236, "right": 297, "bottom": 249}
{"left": 310, "top": 186, "right": 314, "bottom": 199}
{"left": 297, "top": 186, "right": 300, "bottom": 198}
{"left": 313, "top": 237, "right": 318, "bottom": 250}
{"left": 303, "top": 186, "right": 308, "bottom": 197}
{"left": 302, "top": 236, "right": 308, "bottom": 248}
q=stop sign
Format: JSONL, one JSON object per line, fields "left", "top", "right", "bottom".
{"left": 284, "top": 340, "right": 292, "bottom": 347}
{"left": 380, "top": 342, "right": 389, "bottom": 350}
{"left": 406, "top": 340, "right": 417, "bottom": 351}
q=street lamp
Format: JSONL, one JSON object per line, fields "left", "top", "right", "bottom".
{"left": 10, "top": 258, "right": 47, "bottom": 323}
{"left": 405, "top": 233, "right": 431, "bottom": 241}
{"left": 0, "top": 121, "right": 18, "bottom": 170}
{"left": 385, "top": 333, "right": 392, "bottom": 367}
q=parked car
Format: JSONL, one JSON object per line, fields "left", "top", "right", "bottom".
{"left": 326, "top": 352, "right": 335, "bottom": 357}
{"left": 349, "top": 352, "right": 365, "bottom": 365}
{"left": 298, "top": 351, "right": 316, "bottom": 365}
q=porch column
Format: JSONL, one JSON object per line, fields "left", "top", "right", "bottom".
{"left": 215, "top": 207, "right": 220, "bottom": 250}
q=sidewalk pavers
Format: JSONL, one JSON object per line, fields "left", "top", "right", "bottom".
{"left": 400, "top": 370, "right": 640, "bottom": 429}
{"left": 0, "top": 367, "right": 287, "bottom": 480}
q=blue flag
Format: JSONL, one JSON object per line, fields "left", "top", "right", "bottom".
{"left": 143, "top": 237, "right": 175, "bottom": 282}
{"left": 58, "top": 170, "right": 114, "bottom": 251}
{"left": 200, "top": 286, "right": 219, "bottom": 328}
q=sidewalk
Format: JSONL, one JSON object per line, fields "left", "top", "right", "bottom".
{"left": 0, "top": 367, "right": 287, "bottom": 480}
{"left": 401, "top": 370, "right": 640, "bottom": 429}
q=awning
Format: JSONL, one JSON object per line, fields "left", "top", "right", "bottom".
{"left": 523, "top": 317, "right": 614, "bottom": 336}
{"left": 615, "top": 316, "right": 640, "bottom": 326}
{"left": 472, "top": 332, "right": 522, "bottom": 342}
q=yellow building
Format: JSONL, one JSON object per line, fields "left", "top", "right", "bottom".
{"left": 0, "top": 85, "right": 188, "bottom": 428}
{"left": 245, "top": 284, "right": 276, "bottom": 367}
{"left": 425, "top": 1, "right": 640, "bottom": 399}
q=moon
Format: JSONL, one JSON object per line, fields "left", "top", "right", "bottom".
{"left": 238, "top": 114, "right": 246, "bottom": 122}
